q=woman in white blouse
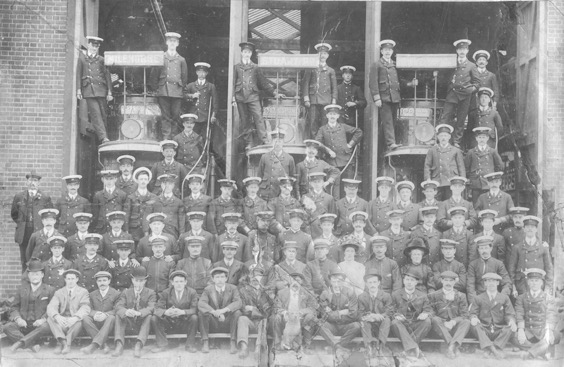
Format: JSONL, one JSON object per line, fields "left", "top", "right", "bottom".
{"left": 338, "top": 241, "right": 366, "bottom": 296}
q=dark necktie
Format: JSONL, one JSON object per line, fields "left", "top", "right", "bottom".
{"left": 135, "top": 292, "right": 141, "bottom": 310}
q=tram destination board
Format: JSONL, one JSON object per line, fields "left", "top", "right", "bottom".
{"left": 396, "top": 54, "right": 457, "bottom": 69}
{"left": 258, "top": 54, "right": 319, "bottom": 69}
{"left": 104, "top": 51, "right": 164, "bottom": 67}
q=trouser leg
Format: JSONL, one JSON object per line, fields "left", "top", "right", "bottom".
{"left": 237, "top": 316, "right": 253, "bottom": 345}
{"left": 228, "top": 310, "right": 242, "bottom": 341}
{"left": 158, "top": 97, "right": 173, "bottom": 140}
{"left": 248, "top": 100, "right": 268, "bottom": 144}
{"left": 471, "top": 188, "right": 486, "bottom": 206}
{"left": 113, "top": 315, "right": 127, "bottom": 345}
{"left": 151, "top": 315, "right": 170, "bottom": 347}
{"left": 186, "top": 315, "right": 198, "bottom": 346}
{"left": 21, "top": 323, "right": 51, "bottom": 348}
{"left": 454, "top": 97, "right": 472, "bottom": 145}
{"left": 236, "top": 102, "right": 252, "bottom": 145}
{"left": 86, "top": 97, "right": 108, "bottom": 141}
{"left": 301, "top": 313, "right": 316, "bottom": 345}
{"left": 81, "top": 315, "right": 101, "bottom": 340}
{"left": 199, "top": 313, "right": 211, "bottom": 341}
{"left": 3, "top": 322, "right": 25, "bottom": 343}
{"left": 66, "top": 321, "right": 83, "bottom": 345}
{"left": 339, "top": 322, "right": 361, "bottom": 348}
{"left": 170, "top": 98, "right": 182, "bottom": 137}
{"left": 361, "top": 321, "right": 379, "bottom": 346}
{"left": 471, "top": 324, "right": 494, "bottom": 350}
{"left": 137, "top": 316, "right": 152, "bottom": 346}
{"left": 390, "top": 319, "right": 418, "bottom": 351}
{"left": 317, "top": 322, "right": 339, "bottom": 347}
{"left": 20, "top": 228, "right": 33, "bottom": 271}
{"left": 492, "top": 325, "right": 513, "bottom": 349}
{"left": 381, "top": 102, "right": 398, "bottom": 147}
{"left": 410, "top": 319, "right": 432, "bottom": 344}
{"left": 431, "top": 317, "right": 453, "bottom": 344}
{"left": 451, "top": 319, "right": 471, "bottom": 346}
{"left": 47, "top": 317, "right": 66, "bottom": 340}
{"left": 92, "top": 315, "right": 115, "bottom": 347}
{"left": 272, "top": 314, "right": 285, "bottom": 347}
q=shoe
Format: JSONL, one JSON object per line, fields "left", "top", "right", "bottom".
{"left": 239, "top": 342, "right": 249, "bottom": 359}
{"left": 230, "top": 340, "right": 238, "bottom": 354}
{"left": 112, "top": 342, "right": 123, "bottom": 357}
{"left": 134, "top": 342, "right": 142, "bottom": 358}
{"left": 102, "top": 343, "right": 111, "bottom": 354}
{"left": 61, "top": 341, "right": 71, "bottom": 355}
{"left": 446, "top": 344, "right": 456, "bottom": 359}
{"left": 31, "top": 344, "right": 41, "bottom": 353}
{"left": 488, "top": 346, "right": 505, "bottom": 359}
{"left": 454, "top": 344, "right": 461, "bottom": 357}
{"left": 10, "top": 341, "right": 24, "bottom": 353}
{"left": 389, "top": 143, "right": 402, "bottom": 150}
{"left": 151, "top": 346, "right": 166, "bottom": 353}
{"left": 81, "top": 344, "right": 97, "bottom": 355}
{"left": 53, "top": 342, "right": 63, "bottom": 355}
{"left": 185, "top": 344, "right": 197, "bottom": 353}
{"left": 202, "top": 340, "right": 209, "bottom": 353}
{"left": 101, "top": 138, "right": 110, "bottom": 144}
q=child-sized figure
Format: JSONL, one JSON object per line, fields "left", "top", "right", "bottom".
{"left": 337, "top": 65, "right": 367, "bottom": 127}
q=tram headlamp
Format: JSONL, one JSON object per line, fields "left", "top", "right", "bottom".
{"left": 121, "top": 118, "right": 143, "bottom": 139}
{"left": 414, "top": 122, "right": 435, "bottom": 143}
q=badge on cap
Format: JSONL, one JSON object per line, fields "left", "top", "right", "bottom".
{"left": 117, "top": 155, "right": 136, "bottom": 165}
{"left": 165, "top": 32, "right": 181, "bottom": 39}
{"left": 340, "top": 65, "right": 356, "bottom": 73}
{"left": 314, "top": 43, "right": 332, "bottom": 52}
{"left": 378, "top": 39, "right": 396, "bottom": 48}
{"left": 453, "top": 39, "right": 472, "bottom": 48}
{"left": 133, "top": 167, "right": 152, "bottom": 183}
{"left": 473, "top": 50, "right": 490, "bottom": 61}
{"left": 194, "top": 62, "right": 211, "bottom": 70}
{"left": 62, "top": 175, "right": 82, "bottom": 184}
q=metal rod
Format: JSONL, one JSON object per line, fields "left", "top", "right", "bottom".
{"left": 433, "top": 70, "right": 438, "bottom": 128}
{"left": 413, "top": 70, "right": 417, "bottom": 115}
{"left": 143, "top": 67, "right": 147, "bottom": 115}
{"left": 275, "top": 71, "right": 280, "bottom": 133}
{"left": 123, "top": 67, "right": 127, "bottom": 128}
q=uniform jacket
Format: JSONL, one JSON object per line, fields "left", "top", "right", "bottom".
{"left": 303, "top": 190, "right": 336, "bottom": 238}
{"left": 115, "top": 287, "right": 156, "bottom": 317}
{"left": 142, "top": 256, "right": 175, "bottom": 294}
{"left": 198, "top": 283, "right": 242, "bottom": 313}
{"left": 319, "top": 286, "right": 359, "bottom": 324}
{"left": 515, "top": 291, "right": 559, "bottom": 339}
{"left": 47, "top": 286, "right": 91, "bottom": 320}
{"left": 213, "top": 258, "right": 247, "bottom": 286}
{"left": 364, "top": 257, "right": 402, "bottom": 294}
{"left": 411, "top": 225, "right": 441, "bottom": 266}
{"left": 241, "top": 195, "right": 269, "bottom": 232}
{"left": 239, "top": 284, "right": 272, "bottom": 320}
{"left": 175, "top": 256, "right": 212, "bottom": 294}
{"left": 381, "top": 228, "right": 412, "bottom": 267}
{"left": 43, "top": 257, "right": 74, "bottom": 289}
{"left": 185, "top": 80, "right": 219, "bottom": 122}
{"left": 208, "top": 196, "right": 242, "bottom": 235}
{"left": 431, "top": 259, "right": 467, "bottom": 292}
{"left": 150, "top": 160, "right": 188, "bottom": 194}
{"left": 64, "top": 232, "right": 88, "bottom": 261}
{"left": 73, "top": 254, "right": 109, "bottom": 293}
{"left": 154, "top": 286, "right": 198, "bottom": 317}
{"left": 116, "top": 176, "right": 138, "bottom": 196}
{"left": 296, "top": 158, "right": 339, "bottom": 196}
{"left": 154, "top": 194, "right": 185, "bottom": 238}
{"left": 232, "top": 61, "right": 274, "bottom": 103}
{"left": 92, "top": 188, "right": 128, "bottom": 233}
{"left": 315, "top": 123, "right": 363, "bottom": 167}
{"left": 257, "top": 150, "right": 296, "bottom": 195}
{"left": 508, "top": 238, "right": 553, "bottom": 289}
{"left": 358, "top": 290, "right": 393, "bottom": 318}
{"left": 467, "top": 256, "right": 511, "bottom": 302}
{"left": 304, "top": 258, "right": 340, "bottom": 295}
{"left": 150, "top": 52, "right": 188, "bottom": 98}
{"left": 301, "top": 65, "right": 338, "bottom": 105}
{"left": 173, "top": 131, "right": 204, "bottom": 170}
{"left": 369, "top": 57, "right": 401, "bottom": 103}
{"left": 110, "top": 258, "right": 135, "bottom": 291}
{"left": 469, "top": 231, "right": 505, "bottom": 264}
{"left": 11, "top": 190, "right": 53, "bottom": 244}
{"left": 445, "top": 59, "right": 480, "bottom": 102}
{"left": 76, "top": 52, "right": 111, "bottom": 98}
{"left": 424, "top": 144, "right": 466, "bottom": 187}
{"left": 337, "top": 82, "right": 367, "bottom": 125}
{"left": 55, "top": 194, "right": 90, "bottom": 237}
{"left": 10, "top": 282, "right": 55, "bottom": 321}
{"left": 436, "top": 197, "right": 477, "bottom": 231}
{"left": 469, "top": 291, "right": 515, "bottom": 327}
{"left": 441, "top": 226, "right": 473, "bottom": 267}
{"left": 268, "top": 196, "right": 306, "bottom": 233}
{"left": 367, "top": 197, "right": 396, "bottom": 234}
{"left": 89, "top": 287, "right": 121, "bottom": 315}
{"left": 273, "top": 287, "right": 317, "bottom": 317}
{"left": 135, "top": 233, "right": 179, "bottom": 261}
{"left": 26, "top": 228, "right": 62, "bottom": 262}
{"left": 124, "top": 190, "right": 157, "bottom": 233}
{"left": 217, "top": 231, "right": 252, "bottom": 263}
{"left": 401, "top": 263, "right": 435, "bottom": 294}
{"left": 474, "top": 190, "right": 515, "bottom": 231}
{"left": 464, "top": 146, "right": 503, "bottom": 190}
{"left": 335, "top": 196, "right": 370, "bottom": 236}
{"left": 183, "top": 194, "right": 212, "bottom": 230}
{"left": 502, "top": 226, "right": 525, "bottom": 270}
{"left": 427, "top": 289, "right": 469, "bottom": 321}
{"left": 477, "top": 108, "right": 503, "bottom": 141}
{"left": 277, "top": 229, "right": 314, "bottom": 264}
{"left": 391, "top": 288, "right": 432, "bottom": 319}
{"left": 396, "top": 201, "right": 421, "bottom": 232}
{"left": 475, "top": 69, "right": 499, "bottom": 101}
{"left": 101, "top": 230, "right": 134, "bottom": 262}
{"left": 178, "top": 229, "right": 215, "bottom": 261}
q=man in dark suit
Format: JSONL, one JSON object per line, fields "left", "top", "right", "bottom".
{"left": 112, "top": 266, "right": 156, "bottom": 358}
{"left": 296, "top": 140, "right": 339, "bottom": 197}
{"left": 92, "top": 170, "right": 128, "bottom": 234}
{"left": 337, "top": 65, "right": 367, "bottom": 127}
{"left": 301, "top": 43, "right": 337, "bottom": 138}
{"left": 232, "top": 41, "right": 281, "bottom": 149}
{"left": 198, "top": 267, "right": 243, "bottom": 353}
{"left": 469, "top": 273, "right": 517, "bottom": 359}
{"left": 11, "top": 170, "right": 53, "bottom": 270}
{"left": 80, "top": 271, "right": 121, "bottom": 354}
{"left": 213, "top": 241, "right": 248, "bottom": 286}
{"left": 239, "top": 177, "right": 269, "bottom": 234}
{"left": 207, "top": 178, "right": 242, "bottom": 235}
{"left": 216, "top": 213, "right": 252, "bottom": 263}
{"left": 115, "top": 155, "right": 138, "bottom": 196}
{"left": 428, "top": 271, "right": 471, "bottom": 359}
{"left": 76, "top": 36, "right": 113, "bottom": 144}
{"left": 25, "top": 209, "right": 61, "bottom": 262}
{"left": 358, "top": 272, "right": 393, "bottom": 355}
{"left": 7, "top": 259, "right": 55, "bottom": 353}
{"left": 64, "top": 212, "right": 92, "bottom": 261}
{"left": 55, "top": 175, "right": 90, "bottom": 238}
{"left": 185, "top": 62, "right": 218, "bottom": 127}
{"left": 150, "top": 141, "right": 188, "bottom": 195}
{"left": 151, "top": 270, "right": 199, "bottom": 353}
{"left": 173, "top": 113, "right": 205, "bottom": 174}
{"left": 367, "top": 177, "right": 397, "bottom": 234}
{"left": 436, "top": 176, "right": 478, "bottom": 231}
{"left": 182, "top": 174, "right": 213, "bottom": 231}
{"left": 179, "top": 211, "right": 215, "bottom": 260}
{"left": 175, "top": 236, "right": 212, "bottom": 295}
{"left": 110, "top": 240, "right": 136, "bottom": 291}
{"left": 149, "top": 32, "right": 187, "bottom": 140}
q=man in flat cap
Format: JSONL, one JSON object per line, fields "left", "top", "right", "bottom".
{"left": 337, "top": 65, "right": 367, "bottom": 127}
{"left": 428, "top": 271, "right": 471, "bottom": 359}
{"left": 302, "top": 43, "right": 338, "bottom": 138}
{"left": 439, "top": 38, "right": 481, "bottom": 148}
{"left": 198, "top": 266, "right": 242, "bottom": 353}
{"left": 47, "top": 268, "right": 91, "bottom": 354}
{"left": 185, "top": 62, "right": 218, "bottom": 127}
{"left": 124, "top": 167, "right": 157, "bottom": 243}
{"left": 175, "top": 236, "right": 212, "bottom": 295}
{"left": 151, "top": 270, "right": 199, "bottom": 353}
{"left": 112, "top": 266, "right": 156, "bottom": 358}
{"left": 25, "top": 208, "right": 61, "bottom": 262}
{"left": 80, "top": 271, "right": 120, "bottom": 354}
{"left": 150, "top": 140, "right": 188, "bottom": 195}
{"left": 297, "top": 139, "right": 339, "bottom": 197}
{"left": 149, "top": 32, "right": 187, "bottom": 139}
{"left": 77, "top": 36, "right": 113, "bottom": 144}
{"left": 56, "top": 175, "right": 90, "bottom": 238}
{"left": 232, "top": 41, "right": 282, "bottom": 150}
{"left": 92, "top": 170, "right": 128, "bottom": 234}
{"left": 7, "top": 259, "right": 55, "bottom": 353}
{"left": 514, "top": 268, "right": 560, "bottom": 360}
{"left": 11, "top": 170, "right": 53, "bottom": 270}
{"left": 469, "top": 272, "right": 517, "bottom": 359}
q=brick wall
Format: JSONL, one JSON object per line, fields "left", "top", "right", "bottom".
{"left": 0, "top": 0, "right": 69, "bottom": 295}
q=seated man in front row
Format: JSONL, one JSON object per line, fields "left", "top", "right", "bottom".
{"left": 151, "top": 270, "right": 199, "bottom": 353}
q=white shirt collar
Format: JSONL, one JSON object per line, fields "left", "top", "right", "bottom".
{"left": 100, "top": 288, "right": 109, "bottom": 298}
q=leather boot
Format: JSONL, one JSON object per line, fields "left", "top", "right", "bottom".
{"left": 230, "top": 340, "right": 238, "bottom": 354}
{"left": 10, "top": 341, "right": 24, "bottom": 353}
{"left": 112, "top": 341, "right": 124, "bottom": 357}
{"left": 239, "top": 342, "right": 249, "bottom": 359}
{"left": 61, "top": 340, "right": 71, "bottom": 355}
{"left": 202, "top": 340, "right": 209, "bottom": 353}
{"left": 134, "top": 341, "right": 142, "bottom": 358}
{"left": 81, "top": 343, "right": 97, "bottom": 355}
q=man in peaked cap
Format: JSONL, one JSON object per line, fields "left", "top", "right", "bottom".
{"left": 432, "top": 239, "right": 467, "bottom": 292}
{"left": 111, "top": 240, "right": 136, "bottom": 291}
{"left": 364, "top": 236, "right": 402, "bottom": 294}
{"left": 112, "top": 266, "right": 156, "bottom": 358}
{"left": 302, "top": 42, "right": 338, "bottom": 138}
{"left": 233, "top": 41, "right": 283, "bottom": 150}
{"left": 115, "top": 155, "right": 138, "bottom": 195}
{"left": 198, "top": 266, "right": 243, "bottom": 353}
{"left": 380, "top": 209, "right": 411, "bottom": 267}
{"left": 304, "top": 238, "right": 340, "bottom": 295}
{"left": 334, "top": 178, "right": 370, "bottom": 235}
{"left": 436, "top": 176, "right": 478, "bottom": 231}
{"left": 73, "top": 233, "right": 109, "bottom": 293}
{"left": 469, "top": 272, "right": 517, "bottom": 359}
{"left": 174, "top": 113, "right": 205, "bottom": 175}
{"left": 424, "top": 124, "right": 466, "bottom": 200}
{"left": 337, "top": 65, "right": 367, "bottom": 127}
{"left": 268, "top": 241, "right": 310, "bottom": 293}
{"left": 183, "top": 173, "right": 212, "bottom": 230}
{"left": 185, "top": 62, "right": 219, "bottom": 127}
{"left": 401, "top": 238, "right": 435, "bottom": 294}
{"left": 142, "top": 235, "right": 176, "bottom": 294}
{"left": 150, "top": 140, "right": 187, "bottom": 195}
{"left": 441, "top": 206, "right": 474, "bottom": 267}
{"left": 411, "top": 206, "right": 441, "bottom": 265}
{"left": 472, "top": 50, "right": 499, "bottom": 108}
{"left": 154, "top": 173, "right": 186, "bottom": 238}
{"left": 125, "top": 167, "right": 158, "bottom": 243}
{"left": 474, "top": 171, "right": 515, "bottom": 233}
{"left": 7, "top": 258, "right": 55, "bottom": 353}
{"left": 135, "top": 212, "right": 179, "bottom": 263}
{"left": 240, "top": 176, "right": 269, "bottom": 234}
{"left": 101, "top": 211, "right": 133, "bottom": 264}
{"left": 77, "top": 36, "right": 113, "bottom": 144}
{"left": 92, "top": 170, "right": 127, "bottom": 234}
{"left": 297, "top": 139, "right": 340, "bottom": 196}
{"left": 80, "top": 270, "right": 120, "bottom": 355}
{"left": 395, "top": 181, "right": 420, "bottom": 232}
{"left": 149, "top": 31, "right": 187, "bottom": 139}
{"left": 470, "top": 209, "right": 505, "bottom": 263}
{"left": 473, "top": 87, "right": 503, "bottom": 149}
{"left": 502, "top": 206, "right": 529, "bottom": 270}
{"left": 65, "top": 212, "right": 93, "bottom": 261}
{"left": 11, "top": 170, "right": 53, "bottom": 270}
{"left": 151, "top": 270, "right": 199, "bottom": 353}
{"left": 248, "top": 210, "right": 278, "bottom": 264}
{"left": 417, "top": 179, "right": 441, "bottom": 208}
{"left": 56, "top": 175, "right": 90, "bottom": 238}
{"left": 302, "top": 171, "right": 337, "bottom": 238}
{"left": 266, "top": 176, "right": 302, "bottom": 234}
{"left": 179, "top": 211, "right": 215, "bottom": 260}
{"left": 42, "top": 235, "right": 74, "bottom": 289}
{"left": 25, "top": 208, "right": 61, "bottom": 262}
{"left": 276, "top": 208, "right": 314, "bottom": 263}
{"left": 217, "top": 212, "right": 252, "bottom": 263}
{"left": 439, "top": 38, "right": 481, "bottom": 148}
{"left": 208, "top": 178, "right": 242, "bottom": 235}
{"left": 47, "top": 268, "right": 91, "bottom": 355}
{"left": 514, "top": 268, "right": 561, "bottom": 360}
{"left": 367, "top": 176, "right": 396, "bottom": 234}
{"left": 175, "top": 236, "right": 212, "bottom": 295}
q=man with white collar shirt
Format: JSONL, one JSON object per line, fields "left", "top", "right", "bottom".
{"left": 367, "top": 176, "right": 397, "bottom": 234}
{"left": 55, "top": 175, "right": 90, "bottom": 238}
{"left": 25, "top": 208, "right": 61, "bottom": 262}
{"left": 154, "top": 173, "right": 186, "bottom": 238}
{"left": 110, "top": 240, "right": 136, "bottom": 291}
{"left": 208, "top": 178, "right": 242, "bottom": 235}
{"left": 474, "top": 171, "right": 514, "bottom": 233}
{"left": 337, "top": 65, "right": 367, "bottom": 127}
{"left": 101, "top": 211, "right": 133, "bottom": 267}
{"left": 417, "top": 180, "right": 441, "bottom": 208}
{"left": 472, "top": 50, "right": 499, "bottom": 109}
{"left": 124, "top": 167, "right": 157, "bottom": 243}
{"left": 115, "top": 155, "right": 138, "bottom": 195}
{"left": 364, "top": 236, "right": 402, "bottom": 294}
{"left": 216, "top": 212, "right": 251, "bottom": 263}
{"left": 436, "top": 176, "right": 477, "bottom": 231}
{"left": 469, "top": 209, "right": 505, "bottom": 263}
{"left": 184, "top": 62, "right": 218, "bottom": 127}
{"left": 150, "top": 140, "right": 188, "bottom": 195}
{"left": 212, "top": 240, "right": 247, "bottom": 286}
{"left": 335, "top": 178, "right": 370, "bottom": 236}
{"left": 432, "top": 239, "right": 467, "bottom": 293}
{"left": 73, "top": 234, "right": 109, "bottom": 293}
